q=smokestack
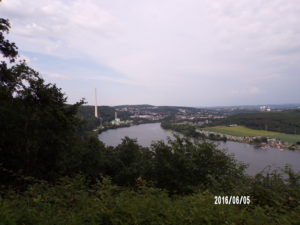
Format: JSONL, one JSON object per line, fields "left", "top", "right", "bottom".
{"left": 95, "top": 88, "right": 98, "bottom": 118}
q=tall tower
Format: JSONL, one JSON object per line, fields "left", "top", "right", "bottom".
{"left": 115, "top": 111, "right": 117, "bottom": 120}
{"left": 95, "top": 88, "right": 98, "bottom": 118}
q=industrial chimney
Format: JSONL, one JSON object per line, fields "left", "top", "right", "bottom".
{"left": 95, "top": 88, "right": 98, "bottom": 118}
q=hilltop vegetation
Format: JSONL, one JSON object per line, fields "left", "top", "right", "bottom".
{"left": 210, "top": 110, "right": 300, "bottom": 134}
{"left": 1, "top": 135, "right": 300, "bottom": 224}
{"left": 1, "top": 15, "right": 300, "bottom": 224}
{"left": 1, "top": 173, "right": 300, "bottom": 225}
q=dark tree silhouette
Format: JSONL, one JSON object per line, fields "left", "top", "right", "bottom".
{"left": 0, "top": 18, "right": 84, "bottom": 182}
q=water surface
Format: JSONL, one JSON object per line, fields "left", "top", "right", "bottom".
{"left": 99, "top": 123, "right": 300, "bottom": 175}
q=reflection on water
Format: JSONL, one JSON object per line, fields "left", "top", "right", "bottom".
{"left": 99, "top": 123, "right": 300, "bottom": 175}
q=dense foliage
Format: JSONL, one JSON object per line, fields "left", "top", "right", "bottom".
{"left": 1, "top": 14, "right": 300, "bottom": 224}
{"left": 161, "top": 121, "right": 202, "bottom": 138}
{"left": 161, "top": 121, "right": 228, "bottom": 141}
{"left": 210, "top": 110, "right": 300, "bottom": 134}
{"left": 104, "top": 137, "right": 247, "bottom": 194}
{"left": 0, "top": 19, "right": 85, "bottom": 183}
{"left": 0, "top": 175, "right": 299, "bottom": 225}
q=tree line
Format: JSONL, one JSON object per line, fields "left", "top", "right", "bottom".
{"left": 209, "top": 110, "right": 300, "bottom": 134}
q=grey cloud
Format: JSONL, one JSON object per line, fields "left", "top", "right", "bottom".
{"left": 1, "top": 0, "right": 300, "bottom": 106}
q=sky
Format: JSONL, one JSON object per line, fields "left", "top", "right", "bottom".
{"left": 1, "top": 0, "right": 300, "bottom": 106}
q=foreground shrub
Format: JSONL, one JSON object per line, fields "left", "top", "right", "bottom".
{"left": 1, "top": 175, "right": 300, "bottom": 225}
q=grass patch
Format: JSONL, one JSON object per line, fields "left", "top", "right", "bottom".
{"left": 272, "top": 134, "right": 300, "bottom": 144}
{"left": 203, "top": 126, "right": 279, "bottom": 137}
{"left": 202, "top": 126, "right": 300, "bottom": 144}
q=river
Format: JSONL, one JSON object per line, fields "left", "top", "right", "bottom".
{"left": 99, "top": 123, "right": 300, "bottom": 175}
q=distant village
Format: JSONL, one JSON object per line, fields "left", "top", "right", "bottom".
{"left": 115, "top": 105, "right": 225, "bottom": 123}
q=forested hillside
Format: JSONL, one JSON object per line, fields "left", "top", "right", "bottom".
{"left": 210, "top": 110, "right": 300, "bottom": 134}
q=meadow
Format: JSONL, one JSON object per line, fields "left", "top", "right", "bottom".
{"left": 203, "top": 126, "right": 300, "bottom": 144}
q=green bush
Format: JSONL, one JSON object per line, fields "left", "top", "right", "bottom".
{"left": 1, "top": 175, "right": 300, "bottom": 225}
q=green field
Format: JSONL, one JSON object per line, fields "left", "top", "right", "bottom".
{"left": 272, "top": 134, "right": 300, "bottom": 144}
{"left": 203, "top": 126, "right": 300, "bottom": 144}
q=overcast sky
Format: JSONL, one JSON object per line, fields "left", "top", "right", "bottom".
{"left": 1, "top": 0, "right": 300, "bottom": 106}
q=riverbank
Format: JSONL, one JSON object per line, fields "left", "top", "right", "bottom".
{"left": 96, "top": 120, "right": 163, "bottom": 134}
{"left": 197, "top": 129, "right": 287, "bottom": 150}
{"left": 202, "top": 126, "right": 300, "bottom": 150}
{"left": 160, "top": 122, "right": 300, "bottom": 150}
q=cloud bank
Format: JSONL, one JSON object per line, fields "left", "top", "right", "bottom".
{"left": 1, "top": 0, "right": 300, "bottom": 106}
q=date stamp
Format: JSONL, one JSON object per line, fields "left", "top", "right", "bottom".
{"left": 214, "top": 196, "right": 250, "bottom": 205}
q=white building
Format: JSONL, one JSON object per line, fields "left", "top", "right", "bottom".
{"left": 95, "top": 88, "right": 98, "bottom": 118}
{"left": 260, "top": 106, "right": 271, "bottom": 112}
{"left": 111, "top": 112, "right": 121, "bottom": 125}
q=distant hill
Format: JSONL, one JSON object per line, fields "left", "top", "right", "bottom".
{"left": 114, "top": 104, "right": 154, "bottom": 108}
{"left": 114, "top": 105, "right": 199, "bottom": 111}
{"left": 209, "top": 109, "right": 300, "bottom": 134}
